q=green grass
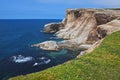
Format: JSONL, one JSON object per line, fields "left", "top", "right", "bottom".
{"left": 9, "top": 31, "right": 120, "bottom": 80}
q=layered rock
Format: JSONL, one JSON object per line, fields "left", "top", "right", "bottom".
{"left": 56, "top": 9, "right": 97, "bottom": 41}
{"left": 95, "top": 13, "right": 116, "bottom": 25}
{"left": 87, "top": 19, "right": 120, "bottom": 43}
{"left": 33, "top": 8, "right": 120, "bottom": 51}
{"left": 97, "top": 19, "right": 120, "bottom": 35}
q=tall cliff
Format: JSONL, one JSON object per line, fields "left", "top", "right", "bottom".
{"left": 33, "top": 8, "right": 120, "bottom": 51}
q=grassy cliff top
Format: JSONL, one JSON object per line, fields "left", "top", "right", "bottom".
{"left": 9, "top": 31, "right": 120, "bottom": 80}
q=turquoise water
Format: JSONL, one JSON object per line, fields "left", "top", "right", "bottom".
{"left": 0, "top": 19, "right": 79, "bottom": 80}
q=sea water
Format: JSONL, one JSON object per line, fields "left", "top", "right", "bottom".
{"left": 0, "top": 19, "right": 79, "bottom": 80}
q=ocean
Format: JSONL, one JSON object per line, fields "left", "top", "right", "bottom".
{"left": 0, "top": 19, "right": 79, "bottom": 80}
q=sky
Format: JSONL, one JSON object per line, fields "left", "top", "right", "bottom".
{"left": 0, "top": 0, "right": 120, "bottom": 19}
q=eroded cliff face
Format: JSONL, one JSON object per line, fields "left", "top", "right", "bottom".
{"left": 33, "top": 8, "right": 120, "bottom": 51}
{"left": 56, "top": 9, "right": 97, "bottom": 40}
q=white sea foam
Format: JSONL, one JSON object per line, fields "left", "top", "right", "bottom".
{"left": 11, "top": 55, "right": 33, "bottom": 63}
{"left": 44, "top": 59, "right": 51, "bottom": 64}
{"left": 33, "top": 62, "right": 38, "bottom": 66}
{"left": 44, "top": 23, "right": 60, "bottom": 28}
{"left": 33, "top": 57, "right": 51, "bottom": 66}
{"left": 33, "top": 62, "right": 43, "bottom": 66}
{"left": 11, "top": 55, "right": 51, "bottom": 66}
{"left": 40, "top": 57, "right": 46, "bottom": 60}
{"left": 80, "top": 51, "right": 85, "bottom": 56}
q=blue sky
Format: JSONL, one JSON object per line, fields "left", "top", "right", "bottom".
{"left": 0, "top": 0, "right": 120, "bottom": 19}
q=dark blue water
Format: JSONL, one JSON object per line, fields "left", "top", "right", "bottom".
{"left": 0, "top": 19, "right": 79, "bottom": 80}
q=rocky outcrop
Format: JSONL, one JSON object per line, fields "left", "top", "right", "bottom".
{"left": 32, "top": 41, "right": 59, "bottom": 51}
{"left": 87, "top": 19, "right": 120, "bottom": 43}
{"left": 56, "top": 9, "right": 97, "bottom": 40}
{"left": 95, "top": 13, "right": 116, "bottom": 25}
{"left": 43, "top": 23, "right": 64, "bottom": 33}
{"left": 33, "top": 8, "right": 120, "bottom": 52}
{"left": 77, "top": 39, "right": 104, "bottom": 58}
{"left": 97, "top": 19, "right": 120, "bottom": 35}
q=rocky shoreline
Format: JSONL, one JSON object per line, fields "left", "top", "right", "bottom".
{"left": 33, "top": 8, "right": 120, "bottom": 57}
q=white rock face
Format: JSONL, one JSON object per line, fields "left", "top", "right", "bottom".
{"left": 33, "top": 41, "right": 59, "bottom": 50}
{"left": 34, "top": 9, "right": 120, "bottom": 51}
{"left": 56, "top": 10, "right": 97, "bottom": 45}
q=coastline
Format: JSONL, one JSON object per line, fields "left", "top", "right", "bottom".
{"left": 33, "top": 8, "right": 120, "bottom": 56}
{"left": 0, "top": 19, "right": 84, "bottom": 80}
{"left": 1, "top": 8, "right": 120, "bottom": 80}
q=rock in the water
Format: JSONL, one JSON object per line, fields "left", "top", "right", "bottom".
{"left": 43, "top": 23, "right": 64, "bottom": 33}
{"left": 33, "top": 41, "right": 59, "bottom": 51}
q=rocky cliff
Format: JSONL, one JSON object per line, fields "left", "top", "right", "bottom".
{"left": 33, "top": 8, "right": 120, "bottom": 54}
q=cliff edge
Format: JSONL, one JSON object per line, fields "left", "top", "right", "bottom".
{"left": 33, "top": 8, "right": 120, "bottom": 54}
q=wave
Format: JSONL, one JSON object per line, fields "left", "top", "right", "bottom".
{"left": 33, "top": 57, "right": 51, "bottom": 66}
{"left": 10, "top": 55, "right": 51, "bottom": 66}
{"left": 11, "top": 55, "right": 34, "bottom": 63}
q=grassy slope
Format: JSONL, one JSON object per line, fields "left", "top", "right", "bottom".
{"left": 9, "top": 31, "right": 120, "bottom": 80}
